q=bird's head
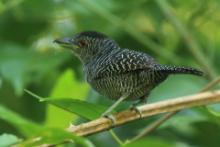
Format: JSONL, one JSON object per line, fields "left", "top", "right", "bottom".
{"left": 54, "top": 31, "right": 119, "bottom": 64}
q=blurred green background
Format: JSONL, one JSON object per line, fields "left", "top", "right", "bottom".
{"left": 0, "top": 0, "right": 220, "bottom": 146}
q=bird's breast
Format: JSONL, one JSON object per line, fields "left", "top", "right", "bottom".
{"left": 86, "top": 71, "right": 153, "bottom": 101}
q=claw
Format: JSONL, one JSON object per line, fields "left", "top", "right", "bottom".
{"left": 103, "top": 114, "right": 116, "bottom": 126}
{"left": 130, "top": 106, "right": 143, "bottom": 118}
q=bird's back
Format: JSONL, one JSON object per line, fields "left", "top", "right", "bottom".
{"left": 85, "top": 48, "right": 164, "bottom": 100}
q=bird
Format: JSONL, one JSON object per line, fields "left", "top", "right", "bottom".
{"left": 54, "top": 31, "right": 203, "bottom": 118}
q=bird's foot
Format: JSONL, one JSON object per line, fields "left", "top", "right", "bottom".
{"left": 101, "top": 113, "right": 116, "bottom": 126}
{"left": 130, "top": 105, "right": 143, "bottom": 118}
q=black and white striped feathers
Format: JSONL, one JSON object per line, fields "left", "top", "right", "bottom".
{"left": 55, "top": 31, "right": 203, "bottom": 101}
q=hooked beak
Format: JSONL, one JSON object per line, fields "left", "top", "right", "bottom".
{"left": 54, "top": 37, "right": 72, "bottom": 44}
{"left": 54, "top": 37, "right": 76, "bottom": 50}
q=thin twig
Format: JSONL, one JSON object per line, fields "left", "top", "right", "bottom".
{"left": 128, "top": 76, "right": 220, "bottom": 142}
{"left": 200, "top": 76, "right": 220, "bottom": 92}
{"left": 78, "top": 0, "right": 182, "bottom": 64}
{"left": 128, "top": 111, "right": 178, "bottom": 143}
{"left": 109, "top": 130, "right": 124, "bottom": 145}
{"left": 155, "top": 0, "right": 217, "bottom": 79}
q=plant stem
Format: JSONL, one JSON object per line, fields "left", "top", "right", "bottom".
{"left": 155, "top": 0, "right": 217, "bottom": 79}
{"left": 78, "top": 0, "right": 181, "bottom": 64}
{"left": 109, "top": 130, "right": 124, "bottom": 146}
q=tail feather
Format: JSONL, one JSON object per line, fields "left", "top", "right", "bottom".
{"left": 154, "top": 64, "right": 204, "bottom": 76}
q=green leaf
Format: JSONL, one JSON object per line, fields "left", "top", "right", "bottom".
{"left": 0, "top": 134, "right": 22, "bottom": 147}
{"left": 0, "top": 104, "right": 94, "bottom": 146}
{"left": 25, "top": 90, "right": 108, "bottom": 120}
{"left": 0, "top": 104, "right": 93, "bottom": 146}
{"left": 18, "top": 128, "right": 94, "bottom": 147}
{"left": 46, "top": 69, "right": 90, "bottom": 128}
{"left": 205, "top": 105, "right": 220, "bottom": 117}
{"left": 0, "top": 45, "right": 69, "bottom": 96}
{"left": 124, "top": 138, "right": 174, "bottom": 147}
{"left": 194, "top": 106, "right": 220, "bottom": 125}
{"left": 0, "top": 105, "right": 42, "bottom": 137}
{"left": 149, "top": 75, "right": 205, "bottom": 102}
{"left": 191, "top": 121, "right": 220, "bottom": 147}
{"left": 50, "top": 69, "right": 90, "bottom": 99}
{"left": 45, "top": 98, "right": 107, "bottom": 120}
{"left": 160, "top": 113, "right": 207, "bottom": 136}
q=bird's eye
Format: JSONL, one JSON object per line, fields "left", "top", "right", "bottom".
{"left": 78, "top": 40, "right": 87, "bottom": 47}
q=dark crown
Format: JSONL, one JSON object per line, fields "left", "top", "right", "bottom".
{"left": 77, "top": 31, "right": 108, "bottom": 39}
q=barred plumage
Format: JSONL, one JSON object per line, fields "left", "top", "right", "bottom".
{"left": 55, "top": 31, "right": 203, "bottom": 102}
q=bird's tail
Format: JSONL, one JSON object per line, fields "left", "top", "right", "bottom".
{"left": 154, "top": 64, "right": 204, "bottom": 76}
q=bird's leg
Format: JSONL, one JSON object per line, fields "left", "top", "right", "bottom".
{"left": 101, "top": 94, "right": 129, "bottom": 125}
{"left": 130, "top": 96, "right": 147, "bottom": 118}
{"left": 102, "top": 94, "right": 129, "bottom": 116}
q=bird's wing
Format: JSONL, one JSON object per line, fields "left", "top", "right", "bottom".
{"left": 93, "top": 49, "right": 156, "bottom": 79}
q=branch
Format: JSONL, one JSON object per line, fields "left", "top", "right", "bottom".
{"left": 128, "top": 76, "right": 220, "bottom": 142}
{"left": 68, "top": 89, "right": 220, "bottom": 136}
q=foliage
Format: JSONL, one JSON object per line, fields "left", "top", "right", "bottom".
{"left": 0, "top": 0, "right": 220, "bottom": 146}
{"left": 0, "top": 134, "right": 21, "bottom": 147}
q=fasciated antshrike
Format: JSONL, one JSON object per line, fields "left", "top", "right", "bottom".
{"left": 54, "top": 31, "right": 203, "bottom": 116}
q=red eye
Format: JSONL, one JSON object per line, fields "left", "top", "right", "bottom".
{"left": 79, "top": 40, "right": 87, "bottom": 47}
